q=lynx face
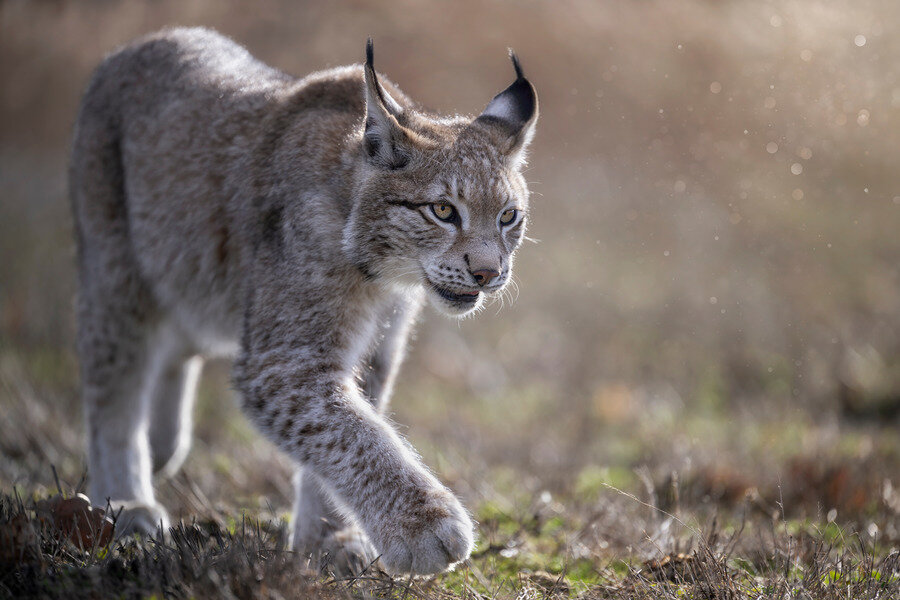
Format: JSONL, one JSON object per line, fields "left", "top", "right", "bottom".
{"left": 344, "top": 44, "right": 538, "bottom": 317}
{"left": 417, "top": 171, "right": 527, "bottom": 317}
{"left": 396, "top": 160, "right": 527, "bottom": 316}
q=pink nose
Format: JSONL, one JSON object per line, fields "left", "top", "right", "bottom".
{"left": 471, "top": 269, "right": 500, "bottom": 287}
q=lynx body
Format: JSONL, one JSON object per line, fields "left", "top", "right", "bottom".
{"left": 70, "top": 27, "right": 537, "bottom": 575}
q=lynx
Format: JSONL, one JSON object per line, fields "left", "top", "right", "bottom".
{"left": 70, "top": 27, "right": 537, "bottom": 575}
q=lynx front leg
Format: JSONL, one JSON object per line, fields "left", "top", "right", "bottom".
{"left": 237, "top": 356, "right": 473, "bottom": 575}
{"left": 292, "top": 300, "right": 421, "bottom": 572}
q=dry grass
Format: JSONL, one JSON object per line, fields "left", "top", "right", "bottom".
{"left": 2, "top": 483, "right": 898, "bottom": 599}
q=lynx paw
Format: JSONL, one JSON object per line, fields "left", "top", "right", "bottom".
{"left": 374, "top": 488, "right": 474, "bottom": 575}
{"left": 111, "top": 501, "right": 171, "bottom": 538}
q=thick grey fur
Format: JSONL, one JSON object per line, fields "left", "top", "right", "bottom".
{"left": 70, "top": 27, "right": 538, "bottom": 575}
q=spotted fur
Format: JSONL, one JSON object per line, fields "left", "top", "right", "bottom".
{"left": 70, "top": 27, "right": 537, "bottom": 575}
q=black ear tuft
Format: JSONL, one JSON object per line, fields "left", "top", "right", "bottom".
{"left": 508, "top": 48, "right": 524, "bottom": 80}
{"left": 472, "top": 51, "right": 539, "bottom": 162}
{"left": 362, "top": 38, "right": 410, "bottom": 169}
{"left": 366, "top": 37, "right": 374, "bottom": 69}
{"left": 476, "top": 54, "right": 537, "bottom": 130}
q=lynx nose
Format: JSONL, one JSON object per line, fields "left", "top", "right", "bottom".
{"left": 471, "top": 269, "right": 500, "bottom": 287}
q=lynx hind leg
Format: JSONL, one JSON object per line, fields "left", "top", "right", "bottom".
{"left": 292, "top": 468, "right": 375, "bottom": 575}
{"left": 149, "top": 353, "right": 203, "bottom": 477}
{"left": 78, "top": 292, "right": 172, "bottom": 537}
{"left": 72, "top": 77, "right": 170, "bottom": 536}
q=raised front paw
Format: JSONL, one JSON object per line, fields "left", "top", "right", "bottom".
{"left": 372, "top": 486, "right": 474, "bottom": 575}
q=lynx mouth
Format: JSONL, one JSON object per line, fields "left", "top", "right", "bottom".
{"left": 432, "top": 285, "right": 480, "bottom": 305}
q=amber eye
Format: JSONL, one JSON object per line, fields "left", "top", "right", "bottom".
{"left": 499, "top": 208, "right": 518, "bottom": 226}
{"left": 431, "top": 203, "right": 456, "bottom": 222}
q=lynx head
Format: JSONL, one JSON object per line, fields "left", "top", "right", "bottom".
{"left": 344, "top": 40, "right": 538, "bottom": 317}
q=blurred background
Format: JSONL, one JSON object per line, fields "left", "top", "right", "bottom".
{"left": 2, "top": 0, "right": 898, "bottom": 548}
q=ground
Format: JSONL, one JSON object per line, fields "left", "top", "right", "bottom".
{"left": 1, "top": 346, "right": 898, "bottom": 599}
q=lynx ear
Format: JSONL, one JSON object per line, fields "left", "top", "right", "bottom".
{"left": 474, "top": 50, "right": 538, "bottom": 165}
{"left": 363, "top": 39, "right": 410, "bottom": 169}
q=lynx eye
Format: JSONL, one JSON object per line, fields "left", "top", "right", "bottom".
{"left": 431, "top": 203, "right": 456, "bottom": 222}
{"left": 499, "top": 208, "right": 518, "bottom": 226}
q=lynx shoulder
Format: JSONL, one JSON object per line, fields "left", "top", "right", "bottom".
{"left": 70, "top": 27, "right": 537, "bottom": 575}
